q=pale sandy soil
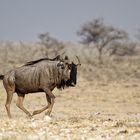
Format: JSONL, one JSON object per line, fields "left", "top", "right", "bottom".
{"left": 0, "top": 76, "right": 140, "bottom": 140}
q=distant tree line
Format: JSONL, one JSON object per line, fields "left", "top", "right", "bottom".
{"left": 77, "top": 18, "right": 136, "bottom": 64}
{"left": 38, "top": 18, "right": 138, "bottom": 65}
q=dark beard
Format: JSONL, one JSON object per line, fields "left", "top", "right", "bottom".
{"left": 57, "top": 79, "right": 75, "bottom": 89}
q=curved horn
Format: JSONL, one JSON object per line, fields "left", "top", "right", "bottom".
{"left": 75, "top": 56, "right": 81, "bottom": 66}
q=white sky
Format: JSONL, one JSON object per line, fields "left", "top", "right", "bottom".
{"left": 0, "top": 0, "right": 140, "bottom": 42}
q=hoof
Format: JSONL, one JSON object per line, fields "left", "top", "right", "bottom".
{"left": 32, "top": 111, "right": 38, "bottom": 116}
{"left": 26, "top": 113, "right": 33, "bottom": 119}
{"left": 45, "top": 111, "right": 51, "bottom": 116}
{"left": 44, "top": 115, "right": 52, "bottom": 122}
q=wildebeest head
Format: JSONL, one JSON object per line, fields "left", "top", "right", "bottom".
{"left": 64, "top": 56, "right": 81, "bottom": 87}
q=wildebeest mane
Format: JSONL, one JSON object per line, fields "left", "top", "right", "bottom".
{"left": 24, "top": 55, "right": 61, "bottom": 66}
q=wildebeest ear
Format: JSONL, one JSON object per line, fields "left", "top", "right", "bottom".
{"left": 64, "top": 55, "right": 70, "bottom": 64}
{"left": 64, "top": 55, "right": 69, "bottom": 60}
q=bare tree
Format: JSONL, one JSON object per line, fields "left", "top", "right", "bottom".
{"left": 109, "top": 41, "right": 136, "bottom": 56}
{"left": 77, "top": 18, "right": 128, "bottom": 64}
{"left": 38, "top": 32, "right": 64, "bottom": 57}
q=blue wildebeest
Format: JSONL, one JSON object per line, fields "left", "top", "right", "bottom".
{"left": 0, "top": 56, "right": 81, "bottom": 118}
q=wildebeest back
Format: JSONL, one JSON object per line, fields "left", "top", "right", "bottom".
{"left": 14, "top": 60, "right": 63, "bottom": 93}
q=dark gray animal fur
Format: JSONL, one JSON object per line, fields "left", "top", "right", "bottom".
{"left": 0, "top": 56, "right": 80, "bottom": 118}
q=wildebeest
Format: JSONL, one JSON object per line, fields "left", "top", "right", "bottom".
{"left": 0, "top": 55, "right": 81, "bottom": 118}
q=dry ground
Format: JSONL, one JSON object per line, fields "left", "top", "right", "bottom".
{"left": 0, "top": 76, "right": 140, "bottom": 140}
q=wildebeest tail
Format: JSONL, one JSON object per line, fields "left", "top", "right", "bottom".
{"left": 0, "top": 75, "right": 4, "bottom": 80}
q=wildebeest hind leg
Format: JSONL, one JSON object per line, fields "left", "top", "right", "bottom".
{"left": 16, "top": 93, "right": 32, "bottom": 118}
{"left": 5, "top": 90, "right": 14, "bottom": 118}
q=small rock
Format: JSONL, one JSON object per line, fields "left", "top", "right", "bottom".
{"left": 60, "top": 128, "right": 71, "bottom": 134}
{"left": 30, "top": 121, "right": 37, "bottom": 128}
{"left": 27, "top": 134, "right": 39, "bottom": 140}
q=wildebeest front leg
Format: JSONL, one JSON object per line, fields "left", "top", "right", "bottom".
{"left": 32, "top": 88, "right": 55, "bottom": 116}
{"left": 16, "top": 93, "right": 32, "bottom": 118}
{"left": 44, "top": 88, "right": 55, "bottom": 116}
{"left": 32, "top": 100, "right": 50, "bottom": 116}
{"left": 45, "top": 93, "right": 55, "bottom": 116}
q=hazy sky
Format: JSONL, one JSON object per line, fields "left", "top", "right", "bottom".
{"left": 0, "top": 0, "right": 140, "bottom": 42}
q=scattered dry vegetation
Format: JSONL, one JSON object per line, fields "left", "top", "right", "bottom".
{"left": 0, "top": 18, "right": 140, "bottom": 139}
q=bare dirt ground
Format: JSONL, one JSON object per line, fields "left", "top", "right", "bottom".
{"left": 0, "top": 76, "right": 140, "bottom": 140}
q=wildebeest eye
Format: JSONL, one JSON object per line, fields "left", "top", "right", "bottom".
{"left": 57, "top": 62, "right": 64, "bottom": 69}
{"left": 61, "top": 64, "right": 64, "bottom": 69}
